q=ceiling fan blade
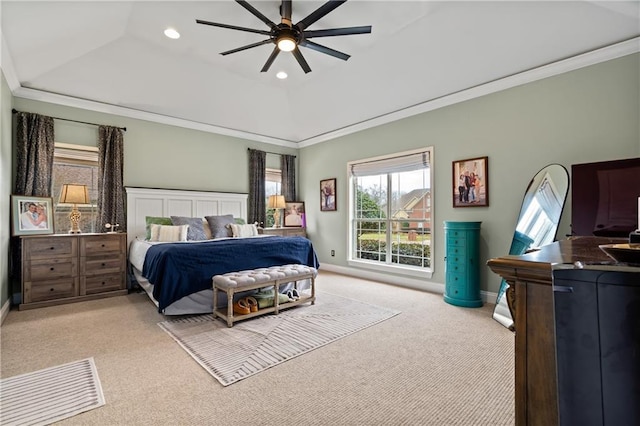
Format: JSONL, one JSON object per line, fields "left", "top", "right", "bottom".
{"left": 196, "top": 19, "right": 271, "bottom": 36}
{"left": 296, "top": 0, "right": 347, "bottom": 30}
{"left": 292, "top": 48, "right": 312, "bottom": 74}
{"left": 221, "top": 39, "right": 273, "bottom": 56}
{"left": 261, "top": 47, "right": 281, "bottom": 72}
{"left": 281, "top": 0, "right": 292, "bottom": 25}
{"left": 236, "top": 0, "right": 278, "bottom": 30}
{"left": 299, "top": 40, "right": 350, "bottom": 61}
{"left": 304, "top": 26, "right": 372, "bottom": 38}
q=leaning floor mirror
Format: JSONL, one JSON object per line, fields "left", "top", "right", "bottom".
{"left": 493, "top": 163, "right": 570, "bottom": 329}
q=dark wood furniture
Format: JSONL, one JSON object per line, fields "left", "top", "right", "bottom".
{"left": 486, "top": 236, "right": 627, "bottom": 426}
{"left": 20, "top": 233, "right": 127, "bottom": 310}
{"left": 260, "top": 227, "right": 307, "bottom": 238}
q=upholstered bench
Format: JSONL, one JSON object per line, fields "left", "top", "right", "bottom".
{"left": 212, "top": 264, "right": 317, "bottom": 327}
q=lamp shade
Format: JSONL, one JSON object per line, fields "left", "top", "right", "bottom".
{"left": 59, "top": 184, "right": 89, "bottom": 205}
{"left": 267, "top": 195, "right": 286, "bottom": 209}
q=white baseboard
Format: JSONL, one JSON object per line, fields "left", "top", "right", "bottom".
{"left": 318, "top": 263, "right": 498, "bottom": 305}
{"left": 1, "top": 298, "right": 11, "bottom": 325}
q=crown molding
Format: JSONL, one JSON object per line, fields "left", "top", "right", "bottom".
{"left": 5, "top": 36, "right": 638, "bottom": 148}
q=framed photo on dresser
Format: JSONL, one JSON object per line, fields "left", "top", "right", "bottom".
{"left": 284, "top": 202, "right": 305, "bottom": 227}
{"left": 11, "top": 195, "right": 55, "bottom": 236}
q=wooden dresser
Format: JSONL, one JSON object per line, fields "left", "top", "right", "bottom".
{"left": 486, "top": 236, "right": 629, "bottom": 426}
{"left": 260, "top": 227, "right": 307, "bottom": 238}
{"left": 20, "top": 233, "right": 127, "bottom": 310}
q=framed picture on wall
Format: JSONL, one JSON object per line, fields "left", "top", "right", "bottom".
{"left": 320, "top": 178, "right": 337, "bottom": 211}
{"left": 284, "top": 201, "right": 305, "bottom": 227}
{"left": 11, "top": 195, "right": 55, "bottom": 236}
{"left": 452, "top": 156, "right": 489, "bottom": 207}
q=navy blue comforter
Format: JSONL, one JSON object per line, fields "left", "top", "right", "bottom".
{"left": 142, "top": 236, "right": 319, "bottom": 311}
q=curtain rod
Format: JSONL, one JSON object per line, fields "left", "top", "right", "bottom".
{"left": 12, "top": 108, "right": 127, "bottom": 132}
{"left": 247, "top": 148, "right": 296, "bottom": 158}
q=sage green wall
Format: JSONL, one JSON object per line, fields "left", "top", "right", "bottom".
{"left": 1, "top": 71, "right": 12, "bottom": 309}
{"left": 4, "top": 54, "right": 639, "bottom": 305}
{"left": 11, "top": 99, "right": 297, "bottom": 193}
{"left": 300, "top": 53, "right": 640, "bottom": 295}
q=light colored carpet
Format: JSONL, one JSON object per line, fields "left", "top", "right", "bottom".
{"left": 1, "top": 271, "right": 515, "bottom": 425}
{"left": 158, "top": 292, "right": 401, "bottom": 386}
{"left": 0, "top": 358, "right": 105, "bottom": 426}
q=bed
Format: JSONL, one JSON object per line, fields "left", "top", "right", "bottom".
{"left": 126, "top": 187, "right": 319, "bottom": 315}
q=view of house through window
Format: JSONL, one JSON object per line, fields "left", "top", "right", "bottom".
{"left": 51, "top": 143, "right": 99, "bottom": 233}
{"left": 265, "top": 168, "right": 282, "bottom": 228}
{"left": 349, "top": 148, "right": 433, "bottom": 274}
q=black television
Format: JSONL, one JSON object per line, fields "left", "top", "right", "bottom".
{"left": 571, "top": 158, "right": 640, "bottom": 237}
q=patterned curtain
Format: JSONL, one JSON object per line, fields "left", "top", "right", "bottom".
{"left": 14, "top": 112, "right": 55, "bottom": 196}
{"left": 281, "top": 154, "right": 296, "bottom": 202}
{"left": 97, "top": 126, "right": 126, "bottom": 232}
{"left": 248, "top": 149, "right": 266, "bottom": 226}
{"left": 12, "top": 112, "right": 55, "bottom": 303}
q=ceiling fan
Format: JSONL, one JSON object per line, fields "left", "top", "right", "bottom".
{"left": 196, "top": 0, "right": 372, "bottom": 74}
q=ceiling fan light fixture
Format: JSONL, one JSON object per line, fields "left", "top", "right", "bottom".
{"left": 277, "top": 35, "right": 296, "bottom": 52}
{"left": 276, "top": 71, "right": 288, "bottom": 79}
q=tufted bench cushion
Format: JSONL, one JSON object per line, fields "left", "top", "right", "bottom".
{"left": 212, "top": 264, "right": 317, "bottom": 327}
{"left": 212, "top": 264, "right": 317, "bottom": 290}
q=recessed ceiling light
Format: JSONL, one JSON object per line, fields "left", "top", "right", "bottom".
{"left": 164, "top": 28, "right": 180, "bottom": 39}
{"left": 276, "top": 71, "right": 288, "bottom": 80}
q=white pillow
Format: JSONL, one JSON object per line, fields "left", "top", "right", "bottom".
{"left": 228, "top": 223, "right": 258, "bottom": 238}
{"left": 149, "top": 224, "right": 189, "bottom": 242}
{"left": 202, "top": 219, "right": 213, "bottom": 239}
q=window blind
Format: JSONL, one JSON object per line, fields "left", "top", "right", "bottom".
{"left": 350, "top": 151, "right": 430, "bottom": 177}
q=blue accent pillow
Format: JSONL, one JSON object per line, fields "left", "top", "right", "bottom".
{"left": 170, "top": 216, "right": 207, "bottom": 241}
{"left": 205, "top": 215, "right": 235, "bottom": 238}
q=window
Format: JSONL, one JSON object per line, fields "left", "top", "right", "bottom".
{"left": 348, "top": 148, "right": 433, "bottom": 277}
{"left": 51, "top": 143, "right": 99, "bottom": 233}
{"left": 265, "top": 168, "right": 282, "bottom": 227}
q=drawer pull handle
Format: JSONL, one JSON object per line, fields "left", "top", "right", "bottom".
{"left": 101, "top": 263, "right": 106, "bottom": 267}
{"left": 50, "top": 267, "right": 54, "bottom": 271}
{"left": 101, "top": 281, "right": 106, "bottom": 285}
{"left": 50, "top": 288, "right": 54, "bottom": 292}
{"left": 50, "top": 247, "right": 55, "bottom": 250}
{"left": 101, "top": 244, "right": 105, "bottom": 247}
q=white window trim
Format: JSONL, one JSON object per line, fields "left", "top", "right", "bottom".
{"left": 347, "top": 147, "right": 434, "bottom": 279}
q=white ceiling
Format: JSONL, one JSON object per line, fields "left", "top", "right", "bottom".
{"left": 2, "top": 1, "right": 639, "bottom": 145}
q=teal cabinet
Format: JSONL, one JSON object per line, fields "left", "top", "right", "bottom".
{"left": 443, "top": 221, "right": 482, "bottom": 307}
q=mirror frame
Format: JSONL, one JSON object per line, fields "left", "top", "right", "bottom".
{"left": 493, "top": 163, "right": 570, "bottom": 329}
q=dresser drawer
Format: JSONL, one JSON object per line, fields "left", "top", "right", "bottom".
{"left": 446, "top": 262, "right": 467, "bottom": 275}
{"left": 26, "top": 278, "right": 78, "bottom": 302}
{"left": 25, "top": 258, "right": 78, "bottom": 281}
{"left": 83, "top": 273, "right": 125, "bottom": 294}
{"left": 447, "top": 235, "right": 467, "bottom": 247}
{"left": 20, "top": 233, "right": 127, "bottom": 310}
{"left": 80, "top": 235, "right": 124, "bottom": 255}
{"left": 23, "top": 237, "right": 77, "bottom": 260}
{"left": 81, "top": 254, "right": 124, "bottom": 276}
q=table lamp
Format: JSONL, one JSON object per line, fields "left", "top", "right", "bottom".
{"left": 59, "top": 184, "right": 89, "bottom": 234}
{"left": 267, "top": 195, "right": 286, "bottom": 228}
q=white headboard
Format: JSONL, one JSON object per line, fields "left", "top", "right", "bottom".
{"left": 125, "top": 187, "right": 248, "bottom": 247}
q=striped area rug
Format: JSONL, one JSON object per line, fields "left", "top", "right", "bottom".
{"left": 0, "top": 358, "right": 105, "bottom": 426}
{"left": 159, "top": 292, "right": 400, "bottom": 386}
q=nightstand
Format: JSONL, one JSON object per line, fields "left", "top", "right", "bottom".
{"left": 20, "top": 233, "right": 127, "bottom": 310}
{"left": 260, "top": 227, "right": 307, "bottom": 238}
